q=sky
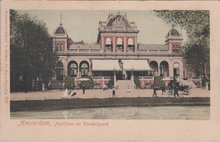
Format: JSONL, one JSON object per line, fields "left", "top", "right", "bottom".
{"left": 17, "top": 10, "right": 187, "bottom": 44}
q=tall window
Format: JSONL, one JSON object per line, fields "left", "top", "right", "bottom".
{"left": 128, "top": 38, "right": 134, "bottom": 52}
{"left": 105, "top": 38, "right": 112, "bottom": 52}
{"left": 60, "top": 44, "right": 64, "bottom": 51}
{"left": 150, "top": 61, "right": 158, "bottom": 76}
{"left": 56, "top": 44, "right": 60, "bottom": 51}
{"left": 160, "top": 61, "right": 169, "bottom": 77}
{"left": 56, "top": 62, "right": 64, "bottom": 80}
{"left": 172, "top": 44, "right": 181, "bottom": 53}
{"left": 173, "top": 62, "right": 180, "bottom": 77}
{"left": 116, "top": 38, "right": 123, "bottom": 52}
{"left": 80, "top": 61, "right": 89, "bottom": 77}
{"left": 68, "top": 61, "right": 78, "bottom": 77}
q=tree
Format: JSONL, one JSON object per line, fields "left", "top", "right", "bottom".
{"left": 154, "top": 10, "right": 210, "bottom": 79}
{"left": 64, "top": 76, "right": 75, "bottom": 89}
{"left": 10, "top": 10, "right": 57, "bottom": 92}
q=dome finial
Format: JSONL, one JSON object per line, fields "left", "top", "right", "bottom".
{"left": 60, "top": 12, "right": 62, "bottom": 26}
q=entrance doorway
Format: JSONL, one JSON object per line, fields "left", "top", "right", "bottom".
{"left": 116, "top": 71, "right": 123, "bottom": 80}
{"left": 126, "top": 71, "right": 131, "bottom": 80}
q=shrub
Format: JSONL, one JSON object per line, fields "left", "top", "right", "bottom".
{"left": 80, "top": 76, "right": 94, "bottom": 89}
{"left": 64, "top": 76, "right": 75, "bottom": 89}
{"left": 48, "top": 80, "right": 64, "bottom": 90}
{"left": 134, "top": 76, "right": 141, "bottom": 89}
{"left": 108, "top": 76, "right": 114, "bottom": 88}
{"left": 154, "top": 76, "right": 163, "bottom": 87}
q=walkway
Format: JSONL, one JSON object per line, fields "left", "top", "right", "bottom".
{"left": 11, "top": 88, "right": 210, "bottom": 101}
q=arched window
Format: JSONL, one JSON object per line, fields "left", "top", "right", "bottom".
{"left": 116, "top": 38, "right": 123, "bottom": 52}
{"left": 56, "top": 44, "right": 60, "bottom": 51}
{"left": 150, "top": 61, "right": 158, "bottom": 76}
{"left": 160, "top": 61, "right": 169, "bottom": 77}
{"left": 173, "top": 62, "right": 180, "bottom": 77}
{"left": 60, "top": 44, "right": 63, "bottom": 51}
{"left": 56, "top": 61, "right": 64, "bottom": 80}
{"left": 105, "top": 38, "right": 112, "bottom": 52}
{"left": 68, "top": 61, "right": 78, "bottom": 77}
{"left": 80, "top": 61, "right": 89, "bottom": 77}
{"left": 128, "top": 38, "right": 134, "bottom": 52}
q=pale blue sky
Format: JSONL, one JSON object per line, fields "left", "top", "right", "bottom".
{"left": 17, "top": 10, "right": 187, "bottom": 44}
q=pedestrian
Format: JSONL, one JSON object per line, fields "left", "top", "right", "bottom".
{"left": 127, "top": 85, "right": 131, "bottom": 94}
{"left": 63, "top": 88, "right": 69, "bottom": 99}
{"left": 83, "top": 86, "right": 86, "bottom": 94}
{"left": 112, "top": 87, "right": 116, "bottom": 97}
{"left": 152, "top": 84, "right": 158, "bottom": 97}
{"left": 174, "top": 81, "right": 180, "bottom": 97}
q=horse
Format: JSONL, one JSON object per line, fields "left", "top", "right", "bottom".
{"left": 152, "top": 83, "right": 166, "bottom": 97}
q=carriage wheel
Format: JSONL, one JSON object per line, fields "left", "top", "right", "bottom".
{"left": 167, "top": 89, "right": 173, "bottom": 95}
{"left": 183, "top": 89, "right": 191, "bottom": 95}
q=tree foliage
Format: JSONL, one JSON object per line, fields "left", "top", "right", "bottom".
{"left": 154, "top": 10, "right": 210, "bottom": 78}
{"left": 80, "top": 76, "right": 94, "bottom": 89}
{"left": 10, "top": 10, "right": 57, "bottom": 92}
{"left": 64, "top": 76, "right": 75, "bottom": 89}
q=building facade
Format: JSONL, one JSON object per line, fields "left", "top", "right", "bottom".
{"left": 53, "top": 13, "right": 185, "bottom": 89}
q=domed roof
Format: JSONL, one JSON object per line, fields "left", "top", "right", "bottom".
{"left": 167, "top": 28, "right": 180, "bottom": 37}
{"left": 55, "top": 25, "right": 65, "bottom": 34}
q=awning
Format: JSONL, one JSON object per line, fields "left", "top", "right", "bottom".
{"left": 92, "top": 60, "right": 122, "bottom": 71}
{"left": 122, "top": 60, "right": 152, "bottom": 71}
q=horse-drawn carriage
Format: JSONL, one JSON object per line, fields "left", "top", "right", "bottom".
{"left": 166, "top": 80, "right": 191, "bottom": 95}
{"left": 152, "top": 76, "right": 191, "bottom": 97}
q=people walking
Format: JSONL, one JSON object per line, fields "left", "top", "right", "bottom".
{"left": 112, "top": 87, "right": 116, "bottom": 97}
{"left": 83, "top": 86, "right": 86, "bottom": 94}
{"left": 127, "top": 85, "right": 131, "bottom": 94}
{"left": 174, "top": 80, "right": 180, "bottom": 97}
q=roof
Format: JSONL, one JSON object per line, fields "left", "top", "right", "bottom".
{"left": 55, "top": 24, "right": 66, "bottom": 34}
{"left": 98, "top": 13, "right": 139, "bottom": 33}
{"left": 69, "top": 43, "right": 100, "bottom": 49}
{"left": 138, "top": 44, "right": 168, "bottom": 50}
{"left": 167, "top": 28, "right": 180, "bottom": 37}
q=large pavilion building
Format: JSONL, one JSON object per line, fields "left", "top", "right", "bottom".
{"left": 52, "top": 13, "right": 186, "bottom": 89}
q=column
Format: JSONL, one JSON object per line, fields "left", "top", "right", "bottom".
{"left": 63, "top": 59, "right": 68, "bottom": 77}
{"left": 169, "top": 41, "right": 172, "bottom": 54}
{"left": 101, "top": 36, "right": 105, "bottom": 53}
{"left": 113, "top": 36, "right": 116, "bottom": 53}
{"left": 114, "top": 71, "right": 116, "bottom": 86}
{"left": 77, "top": 62, "right": 80, "bottom": 78}
{"left": 134, "top": 36, "right": 137, "bottom": 52}
{"left": 179, "top": 61, "right": 184, "bottom": 79}
{"left": 65, "top": 39, "right": 68, "bottom": 52}
{"left": 123, "top": 37, "right": 127, "bottom": 53}
{"left": 158, "top": 61, "right": 161, "bottom": 76}
{"left": 131, "top": 71, "right": 134, "bottom": 81}
{"left": 169, "top": 61, "right": 174, "bottom": 78}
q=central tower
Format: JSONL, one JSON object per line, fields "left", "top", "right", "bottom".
{"left": 97, "top": 12, "right": 139, "bottom": 53}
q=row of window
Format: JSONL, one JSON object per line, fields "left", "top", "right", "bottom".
{"left": 105, "top": 37, "right": 134, "bottom": 45}
{"left": 56, "top": 61, "right": 89, "bottom": 80}
{"left": 105, "top": 45, "right": 135, "bottom": 52}
{"left": 54, "top": 43, "right": 64, "bottom": 51}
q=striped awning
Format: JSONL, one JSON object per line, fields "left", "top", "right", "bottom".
{"left": 92, "top": 60, "right": 122, "bottom": 71}
{"left": 92, "top": 59, "right": 151, "bottom": 71}
{"left": 122, "top": 60, "right": 152, "bottom": 71}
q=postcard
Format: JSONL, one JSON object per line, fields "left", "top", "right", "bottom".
{"left": 1, "top": 1, "right": 220, "bottom": 142}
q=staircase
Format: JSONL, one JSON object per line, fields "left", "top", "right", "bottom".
{"left": 117, "top": 80, "right": 135, "bottom": 89}
{"left": 115, "top": 80, "right": 135, "bottom": 96}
